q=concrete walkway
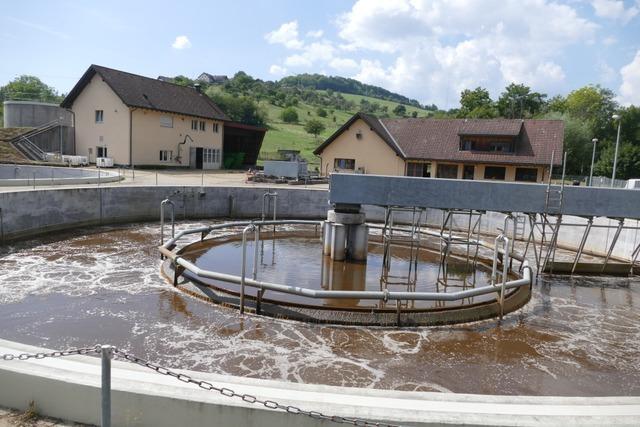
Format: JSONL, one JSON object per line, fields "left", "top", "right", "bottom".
{"left": 0, "top": 168, "right": 328, "bottom": 193}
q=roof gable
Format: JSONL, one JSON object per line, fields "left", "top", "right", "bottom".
{"left": 61, "top": 65, "right": 229, "bottom": 121}
{"left": 313, "top": 112, "right": 404, "bottom": 157}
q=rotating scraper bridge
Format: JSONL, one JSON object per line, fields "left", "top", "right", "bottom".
{"left": 159, "top": 173, "right": 640, "bottom": 326}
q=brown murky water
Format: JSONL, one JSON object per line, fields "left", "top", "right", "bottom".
{"left": 0, "top": 222, "right": 639, "bottom": 396}
{"left": 181, "top": 235, "right": 495, "bottom": 309}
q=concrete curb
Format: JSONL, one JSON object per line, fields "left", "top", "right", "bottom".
{"left": 1, "top": 340, "right": 639, "bottom": 427}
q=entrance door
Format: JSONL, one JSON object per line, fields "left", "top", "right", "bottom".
{"left": 463, "top": 165, "right": 475, "bottom": 179}
{"left": 195, "top": 147, "right": 203, "bottom": 169}
{"left": 96, "top": 146, "right": 107, "bottom": 158}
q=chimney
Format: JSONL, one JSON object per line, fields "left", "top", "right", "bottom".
{"left": 194, "top": 83, "right": 201, "bottom": 93}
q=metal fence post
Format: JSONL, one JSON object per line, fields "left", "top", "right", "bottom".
{"left": 101, "top": 345, "right": 113, "bottom": 427}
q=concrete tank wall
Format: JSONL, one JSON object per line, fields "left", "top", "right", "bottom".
{"left": 3, "top": 101, "right": 72, "bottom": 128}
{"left": 0, "top": 185, "right": 637, "bottom": 261}
{"left": 0, "top": 186, "right": 328, "bottom": 241}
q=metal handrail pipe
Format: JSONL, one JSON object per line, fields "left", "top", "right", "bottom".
{"left": 172, "top": 255, "right": 531, "bottom": 303}
{"left": 162, "top": 220, "right": 323, "bottom": 249}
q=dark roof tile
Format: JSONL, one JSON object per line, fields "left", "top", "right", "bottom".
{"left": 62, "top": 65, "right": 229, "bottom": 121}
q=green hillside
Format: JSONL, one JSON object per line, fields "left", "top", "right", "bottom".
{"left": 172, "top": 72, "right": 435, "bottom": 167}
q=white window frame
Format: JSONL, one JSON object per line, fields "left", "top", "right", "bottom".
{"left": 95, "top": 110, "right": 104, "bottom": 123}
{"left": 212, "top": 123, "right": 219, "bottom": 133}
{"left": 159, "top": 150, "right": 173, "bottom": 162}
{"left": 199, "top": 121, "right": 206, "bottom": 131}
{"left": 191, "top": 119, "right": 198, "bottom": 130}
{"left": 160, "top": 116, "right": 173, "bottom": 128}
{"left": 203, "top": 148, "right": 220, "bottom": 164}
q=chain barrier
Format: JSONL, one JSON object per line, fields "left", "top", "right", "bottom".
{"left": 0, "top": 345, "right": 405, "bottom": 427}
{"left": 1, "top": 345, "right": 101, "bottom": 361}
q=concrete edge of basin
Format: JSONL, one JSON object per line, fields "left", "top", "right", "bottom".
{"left": 0, "top": 339, "right": 639, "bottom": 427}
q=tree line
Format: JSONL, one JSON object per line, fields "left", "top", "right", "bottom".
{"left": 1, "top": 73, "right": 638, "bottom": 180}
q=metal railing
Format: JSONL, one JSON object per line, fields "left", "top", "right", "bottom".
{"left": 160, "top": 220, "right": 532, "bottom": 318}
{"left": 159, "top": 199, "right": 175, "bottom": 248}
{"left": 1, "top": 345, "right": 403, "bottom": 427}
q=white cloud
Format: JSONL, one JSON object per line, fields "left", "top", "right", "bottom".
{"left": 335, "top": 0, "right": 597, "bottom": 107}
{"left": 618, "top": 50, "right": 640, "bottom": 106}
{"left": 284, "top": 54, "right": 313, "bottom": 68}
{"left": 264, "top": 0, "right": 602, "bottom": 108}
{"left": 269, "top": 64, "right": 287, "bottom": 76}
{"left": 307, "top": 29, "right": 324, "bottom": 38}
{"left": 329, "top": 57, "right": 359, "bottom": 72}
{"left": 265, "top": 21, "right": 303, "bottom": 49}
{"left": 602, "top": 36, "right": 618, "bottom": 46}
{"left": 172, "top": 35, "right": 191, "bottom": 49}
{"left": 591, "top": 0, "right": 639, "bottom": 24}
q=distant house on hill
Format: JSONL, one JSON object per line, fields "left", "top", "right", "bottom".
{"left": 61, "top": 65, "right": 265, "bottom": 169}
{"left": 314, "top": 112, "right": 564, "bottom": 183}
{"left": 197, "top": 73, "right": 228, "bottom": 84}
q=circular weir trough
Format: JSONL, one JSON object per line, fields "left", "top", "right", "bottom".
{"left": 0, "top": 183, "right": 639, "bottom": 426}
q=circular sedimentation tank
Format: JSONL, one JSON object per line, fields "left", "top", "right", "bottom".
{"left": 1, "top": 219, "right": 639, "bottom": 397}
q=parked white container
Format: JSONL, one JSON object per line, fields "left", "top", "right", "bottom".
{"left": 96, "top": 157, "right": 114, "bottom": 168}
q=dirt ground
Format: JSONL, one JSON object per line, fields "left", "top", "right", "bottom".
{"left": 0, "top": 406, "right": 91, "bottom": 427}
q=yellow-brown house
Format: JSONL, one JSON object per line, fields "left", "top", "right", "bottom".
{"left": 314, "top": 113, "right": 564, "bottom": 183}
{"left": 61, "top": 65, "right": 264, "bottom": 169}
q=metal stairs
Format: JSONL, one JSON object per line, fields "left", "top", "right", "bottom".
{"left": 10, "top": 120, "right": 62, "bottom": 161}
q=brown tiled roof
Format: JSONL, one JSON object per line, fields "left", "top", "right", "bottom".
{"left": 381, "top": 117, "right": 563, "bottom": 166}
{"left": 61, "top": 65, "right": 229, "bottom": 121}
{"left": 458, "top": 119, "right": 523, "bottom": 136}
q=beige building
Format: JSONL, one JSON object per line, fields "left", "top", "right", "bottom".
{"left": 61, "top": 65, "right": 229, "bottom": 168}
{"left": 315, "top": 113, "right": 564, "bottom": 183}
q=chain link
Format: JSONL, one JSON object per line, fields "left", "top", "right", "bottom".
{"left": 0, "top": 345, "right": 404, "bottom": 427}
{"left": 1, "top": 345, "right": 101, "bottom": 361}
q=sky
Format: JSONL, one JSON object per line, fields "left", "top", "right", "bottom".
{"left": 1, "top": 0, "right": 639, "bottom": 109}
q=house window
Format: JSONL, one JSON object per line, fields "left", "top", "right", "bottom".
{"left": 355, "top": 131, "right": 363, "bottom": 140}
{"left": 191, "top": 120, "right": 198, "bottom": 130}
{"left": 459, "top": 136, "right": 514, "bottom": 152}
{"left": 160, "top": 116, "right": 173, "bottom": 128}
{"left": 334, "top": 158, "right": 355, "bottom": 170}
{"left": 406, "top": 162, "right": 431, "bottom": 177}
{"left": 484, "top": 166, "right": 506, "bottom": 180}
{"left": 203, "top": 148, "right": 220, "bottom": 164}
{"left": 159, "top": 150, "right": 173, "bottom": 162}
{"left": 199, "top": 121, "right": 206, "bottom": 131}
{"left": 515, "top": 167, "right": 538, "bottom": 182}
{"left": 436, "top": 164, "right": 458, "bottom": 179}
{"left": 212, "top": 123, "right": 219, "bottom": 133}
{"left": 463, "top": 165, "right": 475, "bottom": 179}
{"left": 95, "top": 110, "right": 104, "bottom": 123}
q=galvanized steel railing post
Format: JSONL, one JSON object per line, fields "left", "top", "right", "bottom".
{"left": 240, "top": 224, "right": 256, "bottom": 314}
{"left": 492, "top": 235, "right": 510, "bottom": 319}
{"left": 100, "top": 345, "right": 113, "bottom": 427}
{"left": 160, "top": 199, "right": 176, "bottom": 247}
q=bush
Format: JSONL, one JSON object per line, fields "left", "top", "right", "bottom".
{"left": 304, "top": 119, "right": 326, "bottom": 138}
{"left": 316, "top": 107, "right": 327, "bottom": 117}
{"left": 280, "top": 107, "right": 299, "bottom": 123}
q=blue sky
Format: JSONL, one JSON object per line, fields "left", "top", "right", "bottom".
{"left": 1, "top": 0, "right": 639, "bottom": 108}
